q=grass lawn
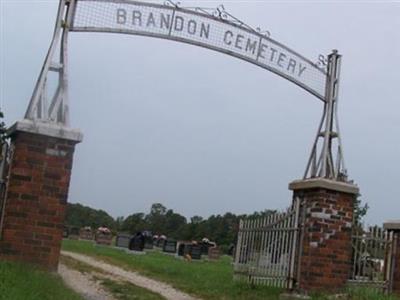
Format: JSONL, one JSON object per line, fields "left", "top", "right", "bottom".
{"left": 0, "top": 260, "right": 83, "bottom": 300}
{"left": 62, "top": 240, "right": 398, "bottom": 300}
{"left": 346, "top": 287, "right": 399, "bottom": 300}
{"left": 62, "top": 239, "right": 282, "bottom": 300}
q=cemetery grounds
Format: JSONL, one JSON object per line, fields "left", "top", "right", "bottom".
{"left": 57, "top": 239, "right": 396, "bottom": 300}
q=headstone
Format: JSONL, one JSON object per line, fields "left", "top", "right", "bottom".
{"left": 116, "top": 233, "right": 132, "bottom": 248}
{"left": 95, "top": 227, "right": 112, "bottom": 245}
{"left": 228, "top": 244, "right": 235, "bottom": 256}
{"left": 69, "top": 227, "right": 80, "bottom": 240}
{"left": 144, "top": 241, "right": 153, "bottom": 249}
{"left": 95, "top": 233, "right": 112, "bottom": 245}
{"left": 143, "top": 232, "right": 154, "bottom": 249}
{"left": 208, "top": 247, "right": 221, "bottom": 260}
{"left": 191, "top": 245, "right": 202, "bottom": 260}
{"left": 79, "top": 227, "right": 93, "bottom": 240}
{"left": 163, "top": 239, "right": 177, "bottom": 253}
{"left": 157, "top": 238, "right": 166, "bottom": 248}
{"left": 129, "top": 232, "right": 145, "bottom": 251}
{"left": 63, "top": 226, "right": 69, "bottom": 238}
{"left": 184, "top": 244, "right": 193, "bottom": 256}
{"left": 177, "top": 243, "right": 186, "bottom": 256}
{"left": 200, "top": 243, "right": 209, "bottom": 255}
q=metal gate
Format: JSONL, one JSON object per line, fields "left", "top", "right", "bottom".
{"left": 348, "top": 225, "right": 394, "bottom": 291}
{"left": 234, "top": 198, "right": 301, "bottom": 288}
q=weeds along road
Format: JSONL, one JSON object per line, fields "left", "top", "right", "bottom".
{"left": 61, "top": 251, "right": 200, "bottom": 300}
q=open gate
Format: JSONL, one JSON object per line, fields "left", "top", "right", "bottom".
{"left": 234, "top": 198, "right": 301, "bottom": 288}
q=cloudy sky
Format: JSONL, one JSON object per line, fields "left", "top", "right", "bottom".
{"left": 1, "top": 0, "right": 399, "bottom": 225}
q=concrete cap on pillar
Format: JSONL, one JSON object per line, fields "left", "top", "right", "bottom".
{"left": 383, "top": 220, "right": 400, "bottom": 231}
{"left": 7, "top": 119, "right": 83, "bottom": 142}
{"left": 289, "top": 178, "right": 359, "bottom": 195}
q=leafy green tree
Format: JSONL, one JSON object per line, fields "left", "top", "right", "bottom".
{"left": 115, "top": 216, "right": 125, "bottom": 231}
{"left": 120, "top": 213, "right": 146, "bottom": 234}
{"left": 164, "top": 209, "right": 187, "bottom": 238}
{"left": 191, "top": 216, "right": 203, "bottom": 224}
{"left": 354, "top": 195, "right": 369, "bottom": 224}
{"left": 146, "top": 203, "right": 167, "bottom": 234}
{"left": 65, "top": 203, "right": 116, "bottom": 230}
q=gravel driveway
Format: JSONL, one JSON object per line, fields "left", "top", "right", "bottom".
{"left": 61, "top": 250, "right": 200, "bottom": 300}
{"left": 58, "top": 263, "right": 116, "bottom": 300}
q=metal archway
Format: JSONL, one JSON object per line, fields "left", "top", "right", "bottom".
{"left": 24, "top": 0, "right": 347, "bottom": 180}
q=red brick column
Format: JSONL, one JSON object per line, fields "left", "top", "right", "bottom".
{"left": 383, "top": 221, "right": 400, "bottom": 295}
{"left": 0, "top": 120, "right": 82, "bottom": 270}
{"left": 289, "top": 178, "right": 359, "bottom": 293}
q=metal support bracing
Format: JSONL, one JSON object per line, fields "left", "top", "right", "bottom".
{"left": 24, "top": 0, "right": 75, "bottom": 126}
{"left": 304, "top": 50, "right": 347, "bottom": 180}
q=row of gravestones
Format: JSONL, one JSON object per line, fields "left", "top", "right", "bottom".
{"left": 63, "top": 226, "right": 113, "bottom": 245}
{"left": 63, "top": 227, "right": 221, "bottom": 260}
{"left": 116, "top": 233, "right": 221, "bottom": 260}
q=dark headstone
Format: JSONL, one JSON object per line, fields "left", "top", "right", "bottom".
{"left": 191, "top": 245, "right": 202, "bottom": 260}
{"left": 184, "top": 244, "right": 193, "bottom": 256}
{"left": 177, "top": 243, "right": 185, "bottom": 256}
{"left": 144, "top": 238, "right": 153, "bottom": 249}
{"left": 200, "top": 242, "right": 211, "bottom": 255}
{"left": 69, "top": 227, "right": 80, "bottom": 240}
{"left": 116, "top": 233, "right": 132, "bottom": 248}
{"left": 142, "top": 231, "right": 153, "bottom": 249}
{"left": 163, "top": 239, "right": 177, "bottom": 253}
{"left": 129, "top": 232, "right": 145, "bottom": 251}
{"left": 63, "top": 226, "right": 69, "bottom": 238}
{"left": 157, "top": 238, "right": 166, "bottom": 248}
{"left": 228, "top": 244, "right": 235, "bottom": 256}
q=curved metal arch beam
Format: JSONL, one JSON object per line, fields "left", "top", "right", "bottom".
{"left": 24, "top": 0, "right": 348, "bottom": 180}
{"left": 70, "top": 0, "right": 327, "bottom": 102}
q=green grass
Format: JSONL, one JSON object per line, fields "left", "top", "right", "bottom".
{"left": 62, "top": 240, "right": 400, "bottom": 300}
{"left": 62, "top": 239, "right": 282, "bottom": 300}
{"left": 99, "top": 278, "right": 166, "bottom": 300}
{"left": 0, "top": 260, "right": 83, "bottom": 300}
{"left": 347, "top": 287, "right": 398, "bottom": 300}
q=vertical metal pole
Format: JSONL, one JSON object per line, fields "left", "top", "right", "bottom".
{"left": 304, "top": 50, "right": 345, "bottom": 180}
{"left": 288, "top": 197, "right": 300, "bottom": 289}
{"left": 25, "top": 0, "right": 66, "bottom": 121}
{"left": 320, "top": 51, "right": 339, "bottom": 178}
{"left": 60, "top": 0, "right": 76, "bottom": 126}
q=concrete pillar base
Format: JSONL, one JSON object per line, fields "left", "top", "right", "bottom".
{"left": 289, "top": 178, "right": 359, "bottom": 293}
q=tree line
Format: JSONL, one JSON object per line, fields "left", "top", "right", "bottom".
{"left": 65, "top": 202, "right": 276, "bottom": 253}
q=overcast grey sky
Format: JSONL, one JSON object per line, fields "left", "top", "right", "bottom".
{"left": 1, "top": 0, "right": 399, "bottom": 225}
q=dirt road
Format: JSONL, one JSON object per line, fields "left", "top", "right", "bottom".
{"left": 61, "top": 250, "right": 200, "bottom": 300}
{"left": 59, "top": 263, "right": 116, "bottom": 300}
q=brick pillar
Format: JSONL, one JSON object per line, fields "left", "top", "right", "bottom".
{"left": 289, "top": 178, "right": 359, "bottom": 293}
{"left": 0, "top": 120, "right": 82, "bottom": 270}
{"left": 383, "top": 221, "right": 400, "bottom": 295}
